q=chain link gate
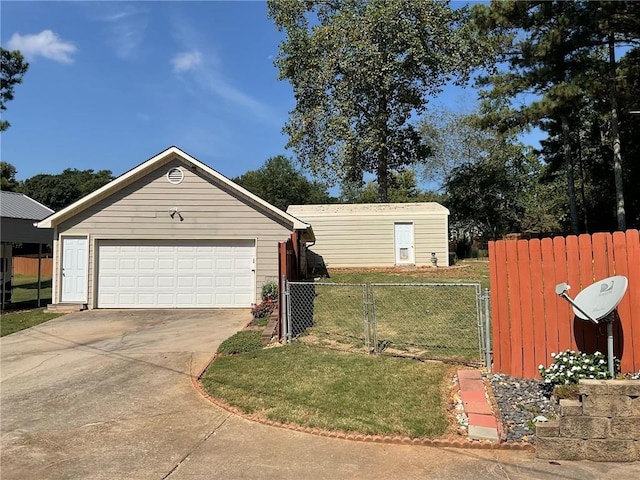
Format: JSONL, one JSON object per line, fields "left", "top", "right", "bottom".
{"left": 284, "top": 280, "right": 492, "bottom": 367}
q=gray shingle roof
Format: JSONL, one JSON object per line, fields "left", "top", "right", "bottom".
{"left": 0, "top": 191, "right": 54, "bottom": 220}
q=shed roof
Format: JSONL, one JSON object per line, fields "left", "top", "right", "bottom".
{"left": 0, "top": 191, "right": 54, "bottom": 221}
{"left": 287, "top": 202, "right": 449, "bottom": 216}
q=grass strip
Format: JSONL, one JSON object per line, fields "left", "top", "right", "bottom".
{"left": 202, "top": 344, "right": 451, "bottom": 438}
{"left": 1, "top": 308, "right": 62, "bottom": 337}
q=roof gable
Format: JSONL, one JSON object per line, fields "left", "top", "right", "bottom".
{"left": 0, "top": 191, "right": 54, "bottom": 221}
{"left": 37, "top": 146, "right": 310, "bottom": 230}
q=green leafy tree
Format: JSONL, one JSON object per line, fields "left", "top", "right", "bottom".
{"left": 419, "top": 107, "right": 495, "bottom": 189}
{"left": 233, "top": 155, "right": 331, "bottom": 211}
{"left": 268, "top": 0, "right": 491, "bottom": 202}
{"left": 0, "top": 161, "right": 18, "bottom": 191}
{"left": 17, "top": 168, "right": 114, "bottom": 211}
{"left": 579, "top": 1, "right": 640, "bottom": 230}
{"left": 340, "top": 170, "right": 444, "bottom": 204}
{"left": 472, "top": 0, "right": 592, "bottom": 234}
{"left": 472, "top": 0, "right": 640, "bottom": 232}
{"left": 1, "top": 47, "right": 29, "bottom": 132}
{"left": 617, "top": 47, "right": 640, "bottom": 228}
{"left": 445, "top": 141, "right": 561, "bottom": 240}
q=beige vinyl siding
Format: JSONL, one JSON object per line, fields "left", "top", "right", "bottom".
{"left": 56, "top": 159, "right": 292, "bottom": 307}
{"left": 288, "top": 205, "right": 448, "bottom": 268}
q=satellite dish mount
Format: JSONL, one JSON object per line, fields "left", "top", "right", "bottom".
{"left": 556, "top": 276, "right": 628, "bottom": 377}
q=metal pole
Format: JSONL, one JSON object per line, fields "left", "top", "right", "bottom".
{"left": 362, "top": 284, "right": 369, "bottom": 351}
{"left": 476, "top": 287, "right": 485, "bottom": 366}
{"left": 370, "top": 284, "right": 378, "bottom": 354}
{"left": 484, "top": 288, "right": 492, "bottom": 372}
{"left": 607, "top": 321, "right": 615, "bottom": 377}
{"left": 37, "top": 243, "right": 43, "bottom": 308}
{"left": 559, "top": 292, "right": 598, "bottom": 324}
{"left": 285, "top": 277, "right": 292, "bottom": 343}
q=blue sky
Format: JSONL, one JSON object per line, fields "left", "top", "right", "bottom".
{"left": 1, "top": 1, "right": 521, "bottom": 186}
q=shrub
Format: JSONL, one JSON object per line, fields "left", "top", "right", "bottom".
{"left": 251, "top": 299, "right": 276, "bottom": 319}
{"left": 552, "top": 384, "right": 580, "bottom": 400}
{"left": 261, "top": 281, "right": 278, "bottom": 301}
{"left": 538, "top": 350, "right": 614, "bottom": 386}
{"left": 217, "top": 330, "right": 263, "bottom": 355}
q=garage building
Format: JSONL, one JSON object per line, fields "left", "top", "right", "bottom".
{"left": 37, "top": 147, "right": 313, "bottom": 309}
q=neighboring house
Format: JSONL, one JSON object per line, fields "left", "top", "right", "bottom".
{"left": 286, "top": 203, "right": 449, "bottom": 269}
{"left": 1, "top": 190, "right": 55, "bottom": 307}
{"left": 36, "top": 146, "right": 314, "bottom": 309}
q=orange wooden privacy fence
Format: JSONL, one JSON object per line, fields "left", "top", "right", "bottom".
{"left": 489, "top": 229, "right": 640, "bottom": 378}
{"left": 13, "top": 256, "right": 53, "bottom": 277}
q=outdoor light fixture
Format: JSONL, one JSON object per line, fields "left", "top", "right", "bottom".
{"left": 169, "top": 207, "right": 183, "bottom": 221}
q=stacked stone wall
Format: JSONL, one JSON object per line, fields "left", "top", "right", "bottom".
{"left": 536, "top": 380, "right": 640, "bottom": 462}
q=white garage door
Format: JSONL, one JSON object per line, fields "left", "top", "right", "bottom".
{"left": 97, "top": 240, "right": 255, "bottom": 308}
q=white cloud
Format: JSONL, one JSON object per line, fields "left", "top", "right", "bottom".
{"left": 7, "top": 30, "right": 76, "bottom": 64}
{"left": 100, "top": 6, "right": 147, "bottom": 59}
{"left": 172, "top": 50, "right": 203, "bottom": 73}
{"left": 169, "top": 18, "right": 278, "bottom": 125}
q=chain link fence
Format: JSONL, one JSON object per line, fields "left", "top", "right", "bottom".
{"left": 285, "top": 281, "right": 489, "bottom": 365}
{"left": 286, "top": 282, "right": 369, "bottom": 351}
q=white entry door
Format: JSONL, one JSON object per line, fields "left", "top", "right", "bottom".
{"left": 61, "top": 236, "right": 88, "bottom": 303}
{"left": 394, "top": 223, "right": 414, "bottom": 265}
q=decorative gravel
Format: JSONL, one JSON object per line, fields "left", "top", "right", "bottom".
{"left": 488, "top": 373, "right": 558, "bottom": 444}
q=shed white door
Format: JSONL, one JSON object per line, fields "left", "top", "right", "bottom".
{"left": 394, "top": 223, "right": 414, "bottom": 265}
{"left": 61, "top": 236, "right": 88, "bottom": 303}
{"left": 97, "top": 240, "right": 255, "bottom": 308}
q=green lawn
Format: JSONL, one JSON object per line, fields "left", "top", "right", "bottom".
{"left": 291, "top": 261, "right": 488, "bottom": 362}
{"left": 1, "top": 274, "right": 60, "bottom": 336}
{"left": 1, "top": 308, "right": 62, "bottom": 336}
{"left": 202, "top": 343, "right": 451, "bottom": 438}
{"left": 328, "top": 260, "right": 490, "bottom": 289}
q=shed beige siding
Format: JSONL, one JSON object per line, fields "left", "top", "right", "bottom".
{"left": 287, "top": 203, "right": 449, "bottom": 268}
{"left": 55, "top": 158, "right": 291, "bottom": 307}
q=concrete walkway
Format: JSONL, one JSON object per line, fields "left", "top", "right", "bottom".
{"left": 458, "top": 369, "right": 500, "bottom": 441}
{"left": 1, "top": 310, "right": 637, "bottom": 479}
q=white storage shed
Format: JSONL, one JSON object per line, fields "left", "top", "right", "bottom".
{"left": 287, "top": 203, "right": 449, "bottom": 268}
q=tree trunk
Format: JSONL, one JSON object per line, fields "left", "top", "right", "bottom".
{"left": 376, "top": 147, "right": 388, "bottom": 203}
{"left": 608, "top": 33, "right": 626, "bottom": 230}
{"left": 560, "top": 113, "right": 579, "bottom": 234}
{"left": 376, "top": 96, "right": 390, "bottom": 203}
{"left": 577, "top": 131, "right": 589, "bottom": 232}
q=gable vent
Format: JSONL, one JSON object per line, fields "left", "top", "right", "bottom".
{"left": 167, "top": 167, "right": 184, "bottom": 184}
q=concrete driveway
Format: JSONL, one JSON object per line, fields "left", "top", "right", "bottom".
{"left": 1, "top": 310, "right": 638, "bottom": 480}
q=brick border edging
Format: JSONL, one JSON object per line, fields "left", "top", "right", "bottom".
{"left": 191, "top": 355, "right": 534, "bottom": 452}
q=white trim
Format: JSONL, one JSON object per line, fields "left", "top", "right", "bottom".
{"left": 444, "top": 218, "right": 450, "bottom": 266}
{"left": 36, "top": 146, "right": 310, "bottom": 231}
{"left": 94, "top": 238, "right": 256, "bottom": 308}
{"left": 394, "top": 221, "right": 415, "bottom": 265}
{"left": 89, "top": 235, "right": 262, "bottom": 309}
{"left": 166, "top": 167, "right": 184, "bottom": 184}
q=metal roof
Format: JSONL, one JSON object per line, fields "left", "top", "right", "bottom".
{"left": 0, "top": 191, "right": 54, "bottom": 221}
{"left": 287, "top": 202, "right": 449, "bottom": 216}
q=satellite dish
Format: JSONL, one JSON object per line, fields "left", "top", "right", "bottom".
{"left": 556, "top": 275, "right": 629, "bottom": 377}
{"left": 572, "top": 276, "right": 628, "bottom": 322}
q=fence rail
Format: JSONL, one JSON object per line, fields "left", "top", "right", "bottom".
{"left": 284, "top": 281, "right": 488, "bottom": 365}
